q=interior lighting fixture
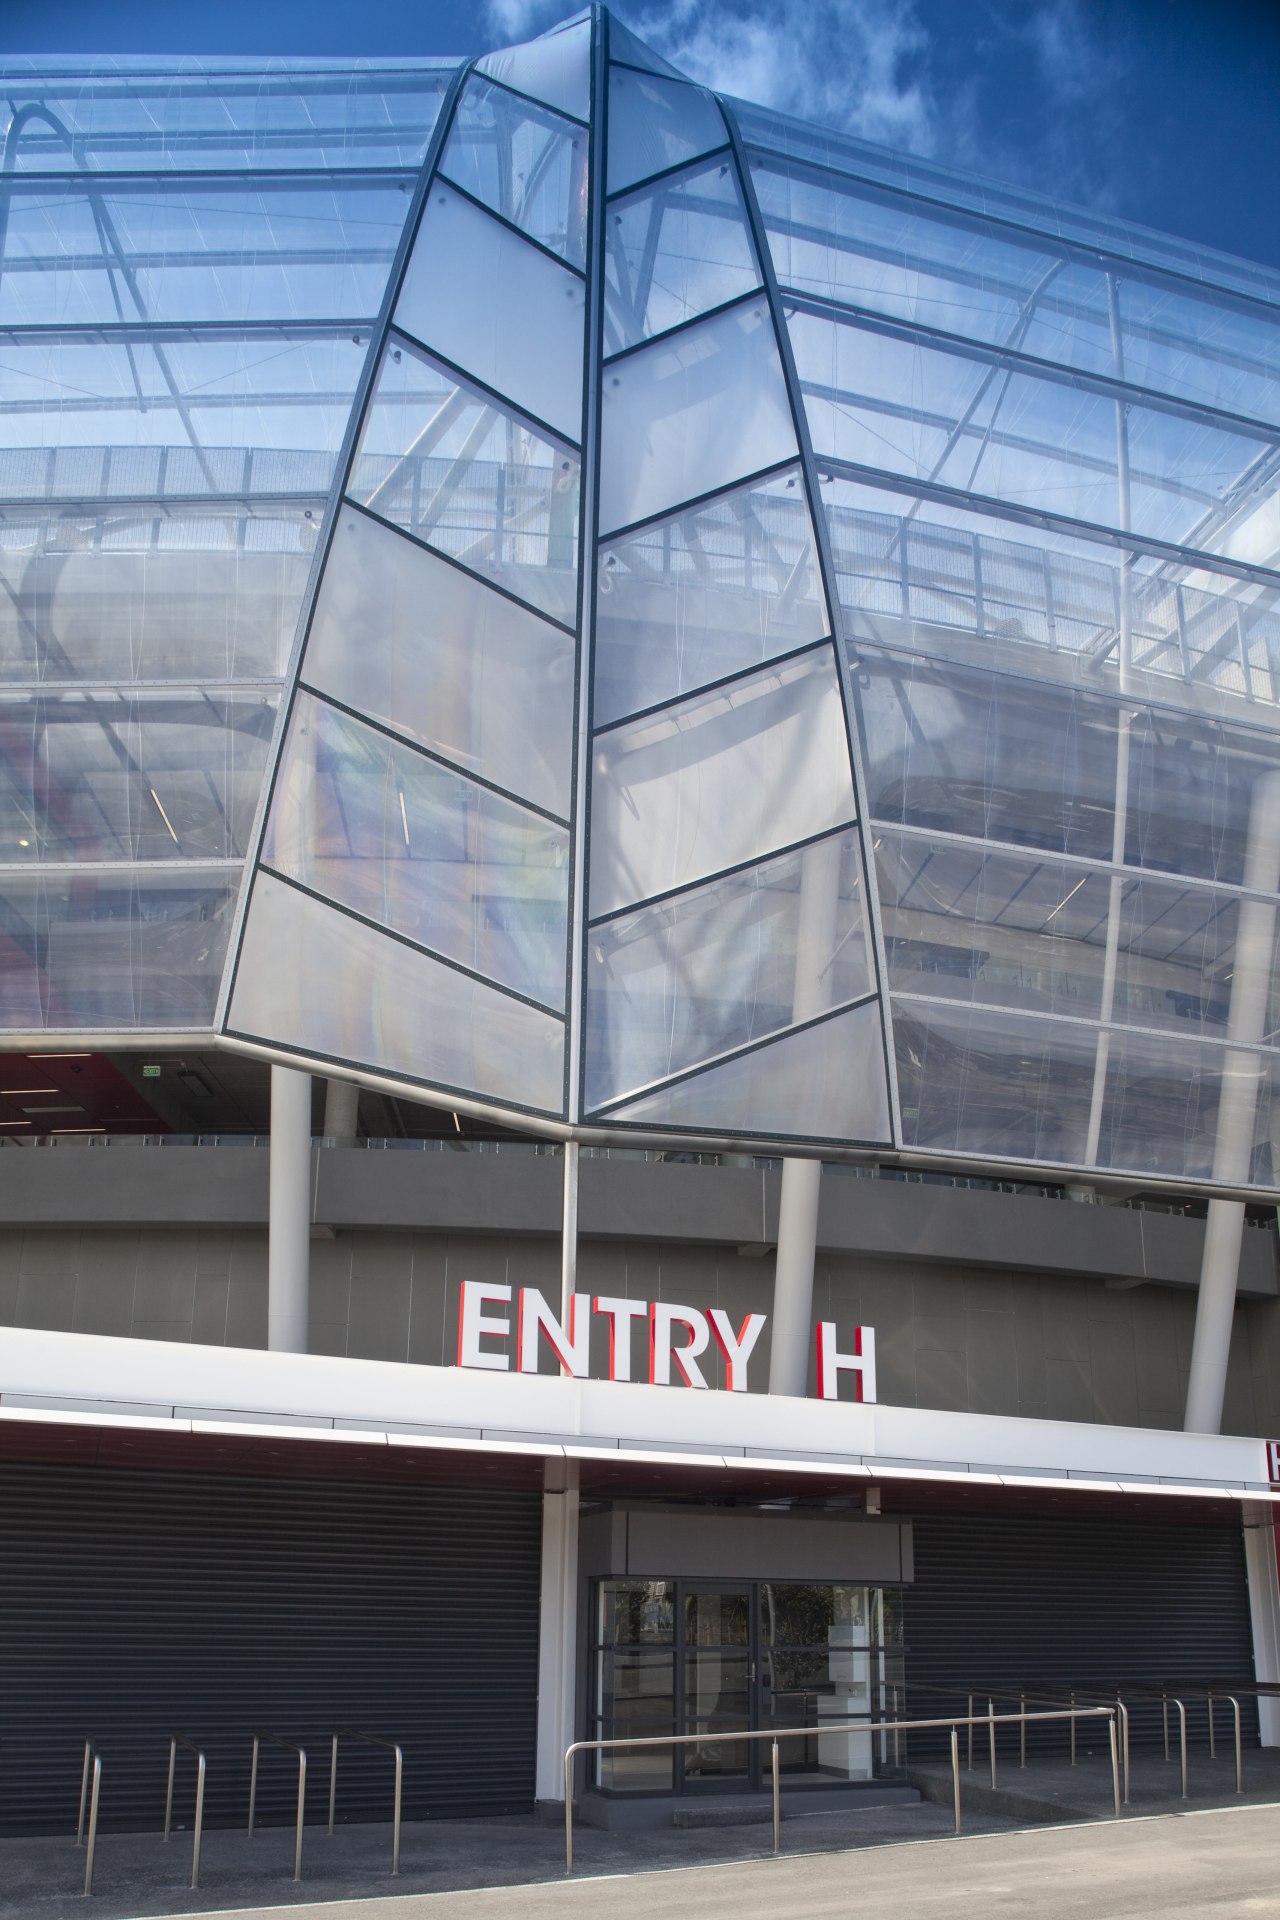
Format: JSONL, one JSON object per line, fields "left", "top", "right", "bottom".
{"left": 149, "top": 787, "right": 180, "bottom": 844}
{"left": 1042, "top": 874, "right": 1088, "bottom": 925}
{"left": 0, "top": 1088, "right": 58, "bottom": 1095}
{"left": 398, "top": 789, "right": 410, "bottom": 848}
{"left": 27, "top": 1053, "right": 92, "bottom": 1059}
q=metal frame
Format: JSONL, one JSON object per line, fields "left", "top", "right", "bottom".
{"left": 563, "top": 1704, "right": 1120, "bottom": 1872}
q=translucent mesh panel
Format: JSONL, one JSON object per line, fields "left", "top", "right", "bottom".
{"left": 439, "top": 74, "right": 588, "bottom": 270}
{"left": 230, "top": 870, "right": 565, "bottom": 1114}
{"left": 476, "top": 19, "right": 592, "bottom": 124}
{"left": 0, "top": 868, "right": 238, "bottom": 1029}
{"left": 305, "top": 505, "right": 574, "bottom": 820}
{"left": 607, "top": 67, "right": 728, "bottom": 197}
{"left": 594, "top": 465, "right": 828, "bottom": 725}
{"left": 892, "top": 997, "right": 1100, "bottom": 1166}
{"left": 0, "top": 333, "right": 368, "bottom": 504}
{"left": 1101, "top": 1028, "right": 1276, "bottom": 1184}
{"left": 599, "top": 300, "right": 796, "bottom": 535}
{"left": 752, "top": 158, "right": 1280, "bottom": 433}
{"left": 0, "top": 506, "right": 315, "bottom": 685}
{"left": 604, "top": 155, "right": 759, "bottom": 356}
{"left": 589, "top": 647, "right": 855, "bottom": 918}
{"left": 585, "top": 829, "right": 874, "bottom": 1109}
{"left": 603, "top": 999, "right": 890, "bottom": 1141}
{"left": 396, "top": 182, "right": 586, "bottom": 441}
{"left": 347, "top": 336, "right": 580, "bottom": 627}
{"left": 263, "top": 691, "right": 569, "bottom": 1011}
{"left": 0, "top": 66, "right": 453, "bottom": 172}
{"left": 607, "top": 20, "right": 686, "bottom": 80}
{"left": 0, "top": 689, "right": 275, "bottom": 862}
{"left": 875, "top": 831, "right": 1276, "bottom": 1041}
{"left": 0, "top": 179, "right": 411, "bottom": 327}
{"left": 790, "top": 307, "right": 1275, "bottom": 553}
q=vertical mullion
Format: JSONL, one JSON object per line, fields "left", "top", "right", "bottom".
{"left": 565, "top": 5, "right": 611, "bottom": 1125}
{"left": 723, "top": 111, "right": 902, "bottom": 1148}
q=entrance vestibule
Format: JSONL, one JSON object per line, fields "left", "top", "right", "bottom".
{"left": 589, "top": 1578, "right": 905, "bottom": 1795}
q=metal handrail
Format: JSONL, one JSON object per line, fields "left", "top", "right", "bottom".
{"left": 248, "top": 1733, "right": 307, "bottom": 1882}
{"left": 327, "top": 1730, "right": 403, "bottom": 1876}
{"left": 562, "top": 1705, "right": 1119, "bottom": 1874}
{"left": 76, "top": 1741, "right": 102, "bottom": 1898}
{"left": 162, "top": 1734, "right": 207, "bottom": 1889}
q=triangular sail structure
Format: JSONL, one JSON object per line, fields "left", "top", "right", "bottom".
{"left": 224, "top": 9, "right": 895, "bottom": 1151}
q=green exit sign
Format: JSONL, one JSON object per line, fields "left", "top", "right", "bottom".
{"left": 142, "top": 1065, "right": 161, "bottom": 1078}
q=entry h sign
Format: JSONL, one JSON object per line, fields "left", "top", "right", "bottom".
{"left": 456, "top": 1283, "right": 876, "bottom": 1402}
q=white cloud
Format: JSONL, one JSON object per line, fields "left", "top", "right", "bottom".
{"left": 482, "top": 0, "right": 564, "bottom": 42}
{"left": 623, "top": 0, "right": 940, "bottom": 154}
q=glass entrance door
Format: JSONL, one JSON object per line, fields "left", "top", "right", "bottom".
{"left": 680, "top": 1587, "right": 755, "bottom": 1790}
{"left": 590, "top": 1576, "right": 905, "bottom": 1796}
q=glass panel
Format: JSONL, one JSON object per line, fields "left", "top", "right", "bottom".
{"left": 0, "top": 333, "right": 367, "bottom": 503}
{"left": 0, "top": 65, "right": 454, "bottom": 171}
{"left": 0, "top": 690, "right": 275, "bottom": 862}
{"left": 1125, "top": 710, "right": 1280, "bottom": 888}
{"left": 594, "top": 466, "right": 828, "bottom": 726}
{"left": 753, "top": 158, "right": 1280, "bottom": 434}
{"left": 854, "top": 649, "right": 1122, "bottom": 864}
{"left": 305, "top": 506, "right": 574, "bottom": 820}
{"left": 263, "top": 692, "right": 569, "bottom": 1011}
{"left": 0, "top": 180, "right": 410, "bottom": 328}
{"left": 789, "top": 308, "right": 1277, "bottom": 552}
{"left": 762, "top": 1584, "right": 877, "bottom": 1784}
{"left": 476, "top": 19, "right": 592, "bottom": 124}
{"left": 229, "top": 870, "right": 565, "bottom": 1114}
{"left": 608, "top": 20, "right": 685, "bottom": 80}
{"left": 604, "top": 156, "right": 759, "bottom": 356}
{"left": 0, "top": 868, "right": 238, "bottom": 1030}
{"left": 595, "top": 1651, "right": 675, "bottom": 1790}
{"left": 348, "top": 336, "right": 580, "bottom": 627}
{"left": 439, "top": 74, "right": 588, "bottom": 270}
{"left": 686, "top": 1588, "right": 750, "bottom": 1645}
{"left": 824, "top": 472, "right": 1280, "bottom": 719}
{"left": 1101, "top": 1028, "right": 1278, "bottom": 1185}
{"left": 607, "top": 67, "right": 728, "bottom": 198}
{"left": 589, "top": 648, "right": 855, "bottom": 918}
{"left": 396, "top": 183, "right": 586, "bottom": 441}
{"left": 606, "top": 998, "right": 890, "bottom": 1141}
{"left": 599, "top": 299, "right": 796, "bottom": 537}
{"left": 600, "top": 1579, "right": 675, "bottom": 1644}
{"left": 585, "top": 830, "right": 874, "bottom": 1110}
{"left": 875, "top": 830, "right": 1276, "bottom": 1041}
{"left": 892, "top": 997, "right": 1099, "bottom": 1165}
{"left": 684, "top": 1654, "right": 750, "bottom": 1780}
{"left": 0, "top": 506, "right": 314, "bottom": 685}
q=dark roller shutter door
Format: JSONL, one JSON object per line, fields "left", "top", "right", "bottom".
{"left": 903, "top": 1511, "right": 1257, "bottom": 1753}
{"left": 0, "top": 1463, "right": 542, "bottom": 1834}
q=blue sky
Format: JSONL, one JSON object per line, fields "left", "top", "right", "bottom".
{"left": 4, "top": 0, "right": 1279, "bottom": 274}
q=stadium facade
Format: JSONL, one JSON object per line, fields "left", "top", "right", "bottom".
{"left": 3, "top": 6, "right": 1280, "bottom": 1833}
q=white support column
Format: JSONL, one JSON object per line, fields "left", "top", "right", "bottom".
{"left": 268, "top": 1064, "right": 312, "bottom": 1354}
{"left": 535, "top": 1471, "right": 580, "bottom": 1805}
{"left": 322, "top": 1076, "right": 360, "bottom": 1143}
{"left": 1244, "top": 1501, "right": 1280, "bottom": 1746}
{"left": 1185, "top": 771, "right": 1280, "bottom": 1433}
{"left": 560, "top": 1141, "right": 579, "bottom": 1324}
{"left": 769, "top": 835, "right": 841, "bottom": 1397}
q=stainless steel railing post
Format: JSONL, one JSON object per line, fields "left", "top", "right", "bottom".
{"left": 1230, "top": 1696, "right": 1242, "bottom": 1795}
{"left": 1070, "top": 1689, "right": 1077, "bottom": 1767}
{"left": 1208, "top": 1691, "right": 1217, "bottom": 1760}
{"left": 771, "top": 1740, "right": 780, "bottom": 1856}
{"left": 967, "top": 1693, "right": 974, "bottom": 1770}
{"left": 1019, "top": 1693, "right": 1026, "bottom": 1769}
{"left": 247, "top": 1732, "right": 307, "bottom": 1881}
{"left": 1108, "top": 1714, "right": 1120, "bottom": 1819}
{"left": 1118, "top": 1700, "right": 1130, "bottom": 1805}
{"left": 1162, "top": 1689, "right": 1170, "bottom": 1762}
{"left": 82, "top": 1755, "right": 101, "bottom": 1898}
{"left": 328, "top": 1730, "right": 403, "bottom": 1876}
{"left": 950, "top": 1726, "right": 961, "bottom": 1835}
{"left": 77, "top": 1742, "right": 94, "bottom": 1848}
{"left": 988, "top": 1698, "right": 997, "bottom": 1788}
{"left": 164, "top": 1739, "right": 177, "bottom": 1843}
{"left": 563, "top": 1748, "right": 574, "bottom": 1875}
{"left": 163, "top": 1736, "right": 208, "bottom": 1888}
{"left": 1176, "top": 1698, "right": 1188, "bottom": 1800}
